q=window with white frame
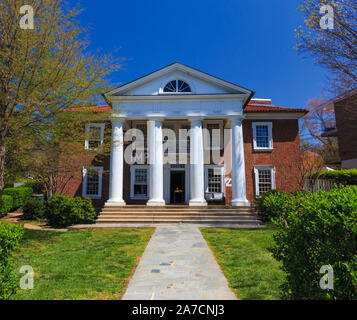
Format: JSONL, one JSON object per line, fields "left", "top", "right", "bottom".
{"left": 252, "top": 122, "right": 273, "bottom": 151}
{"left": 82, "top": 167, "right": 103, "bottom": 199}
{"left": 205, "top": 121, "right": 223, "bottom": 150}
{"left": 131, "top": 165, "right": 149, "bottom": 199}
{"left": 254, "top": 166, "right": 276, "bottom": 196}
{"left": 205, "top": 165, "right": 225, "bottom": 193}
{"left": 163, "top": 80, "right": 191, "bottom": 93}
{"left": 85, "top": 123, "right": 105, "bottom": 150}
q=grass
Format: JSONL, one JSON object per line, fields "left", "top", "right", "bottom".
{"left": 12, "top": 228, "right": 154, "bottom": 300}
{"left": 201, "top": 225, "right": 284, "bottom": 300}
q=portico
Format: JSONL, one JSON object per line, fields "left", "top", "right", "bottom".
{"left": 104, "top": 62, "right": 253, "bottom": 207}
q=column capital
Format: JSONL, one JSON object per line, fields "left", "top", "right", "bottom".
{"left": 188, "top": 116, "right": 205, "bottom": 124}
{"left": 111, "top": 114, "right": 126, "bottom": 125}
{"left": 147, "top": 116, "right": 165, "bottom": 122}
{"left": 229, "top": 115, "right": 245, "bottom": 121}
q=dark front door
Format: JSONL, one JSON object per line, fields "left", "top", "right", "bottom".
{"left": 170, "top": 171, "right": 185, "bottom": 204}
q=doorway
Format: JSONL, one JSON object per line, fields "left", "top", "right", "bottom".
{"left": 170, "top": 171, "right": 185, "bottom": 204}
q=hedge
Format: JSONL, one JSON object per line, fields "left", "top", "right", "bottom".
{"left": 46, "top": 195, "right": 97, "bottom": 227}
{"left": 0, "top": 221, "right": 25, "bottom": 300}
{"left": 270, "top": 186, "right": 357, "bottom": 300}
{"left": 24, "top": 180, "right": 44, "bottom": 194}
{"left": 2, "top": 187, "right": 33, "bottom": 211}
{"left": 0, "top": 195, "right": 13, "bottom": 218}
{"left": 307, "top": 169, "right": 357, "bottom": 185}
{"left": 23, "top": 198, "right": 46, "bottom": 220}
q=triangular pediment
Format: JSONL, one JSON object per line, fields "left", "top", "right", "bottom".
{"left": 106, "top": 62, "right": 253, "bottom": 97}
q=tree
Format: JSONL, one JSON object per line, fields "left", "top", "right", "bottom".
{"left": 301, "top": 98, "right": 340, "bottom": 165}
{"left": 25, "top": 109, "right": 111, "bottom": 198}
{"left": 296, "top": 0, "right": 357, "bottom": 93}
{"left": 0, "top": 1, "right": 121, "bottom": 205}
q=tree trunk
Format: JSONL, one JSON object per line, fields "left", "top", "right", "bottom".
{"left": 0, "top": 134, "right": 6, "bottom": 209}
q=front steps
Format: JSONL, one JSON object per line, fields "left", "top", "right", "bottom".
{"left": 97, "top": 205, "right": 262, "bottom": 225}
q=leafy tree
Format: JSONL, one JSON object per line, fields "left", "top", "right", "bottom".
{"left": 296, "top": 0, "right": 357, "bottom": 93}
{"left": 0, "top": 0, "right": 121, "bottom": 205}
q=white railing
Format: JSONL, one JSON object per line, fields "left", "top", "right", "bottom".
{"left": 304, "top": 179, "right": 337, "bottom": 193}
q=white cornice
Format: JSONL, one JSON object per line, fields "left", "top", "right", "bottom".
{"left": 110, "top": 94, "right": 249, "bottom": 103}
{"left": 244, "top": 112, "right": 305, "bottom": 120}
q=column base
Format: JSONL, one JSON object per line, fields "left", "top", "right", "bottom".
{"left": 189, "top": 199, "right": 207, "bottom": 206}
{"left": 147, "top": 199, "right": 166, "bottom": 206}
{"left": 231, "top": 199, "right": 251, "bottom": 207}
{"left": 105, "top": 199, "right": 126, "bottom": 207}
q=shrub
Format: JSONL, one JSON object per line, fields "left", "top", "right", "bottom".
{"left": 23, "top": 198, "right": 46, "bottom": 220}
{"left": 270, "top": 186, "right": 357, "bottom": 300}
{"left": 2, "top": 187, "right": 33, "bottom": 211}
{"left": 0, "top": 221, "right": 25, "bottom": 300}
{"left": 307, "top": 169, "right": 357, "bottom": 185}
{"left": 0, "top": 195, "right": 13, "bottom": 218}
{"left": 254, "top": 190, "right": 293, "bottom": 222}
{"left": 46, "top": 195, "right": 97, "bottom": 227}
{"left": 24, "top": 180, "right": 44, "bottom": 194}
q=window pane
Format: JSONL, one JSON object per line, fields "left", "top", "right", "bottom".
{"left": 256, "top": 125, "right": 269, "bottom": 148}
{"left": 163, "top": 80, "right": 176, "bottom": 92}
{"left": 208, "top": 168, "right": 222, "bottom": 193}
{"left": 178, "top": 80, "right": 191, "bottom": 92}
{"left": 86, "top": 170, "right": 99, "bottom": 195}
{"left": 134, "top": 184, "right": 147, "bottom": 196}
{"left": 258, "top": 169, "right": 272, "bottom": 194}
{"left": 135, "top": 169, "right": 147, "bottom": 183}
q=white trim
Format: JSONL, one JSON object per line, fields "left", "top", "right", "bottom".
{"left": 106, "top": 62, "right": 252, "bottom": 97}
{"left": 252, "top": 122, "right": 273, "bottom": 152}
{"left": 130, "top": 165, "right": 150, "bottom": 200}
{"left": 164, "top": 164, "right": 190, "bottom": 204}
{"left": 254, "top": 166, "right": 276, "bottom": 196}
{"left": 204, "top": 165, "right": 225, "bottom": 194}
{"left": 245, "top": 113, "right": 305, "bottom": 120}
{"left": 85, "top": 123, "right": 105, "bottom": 150}
{"left": 82, "top": 166, "right": 103, "bottom": 199}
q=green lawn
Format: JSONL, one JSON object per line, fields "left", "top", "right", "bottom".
{"left": 201, "top": 226, "right": 284, "bottom": 300}
{"left": 12, "top": 228, "right": 154, "bottom": 300}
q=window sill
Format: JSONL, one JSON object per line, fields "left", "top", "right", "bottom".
{"left": 84, "top": 195, "right": 102, "bottom": 199}
{"left": 253, "top": 148, "right": 273, "bottom": 152}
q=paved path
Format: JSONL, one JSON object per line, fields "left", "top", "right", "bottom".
{"left": 122, "top": 224, "right": 237, "bottom": 300}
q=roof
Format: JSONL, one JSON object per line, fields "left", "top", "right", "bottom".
{"left": 245, "top": 99, "right": 308, "bottom": 113}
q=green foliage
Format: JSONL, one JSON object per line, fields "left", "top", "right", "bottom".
{"left": 46, "top": 195, "right": 97, "bottom": 227}
{"left": 2, "top": 187, "right": 33, "bottom": 210}
{"left": 0, "top": 195, "right": 13, "bottom": 218}
{"left": 270, "top": 186, "right": 357, "bottom": 300}
{"left": 307, "top": 169, "right": 357, "bottom": 185}
{"left": 254, "top": 190, "right": 294, "bottom": 222}
{"left": 0, "top": 222, "right": 25, "bottom": 300}
{"left": 24, "top": 180, "right": 44, "bottom": 194}
{"left": 23, "top": 198, "right": 46, "bottom": 221}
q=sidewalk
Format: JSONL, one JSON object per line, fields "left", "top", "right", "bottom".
{"left": 122, "top": 224, "right": 237, "bottom": 300}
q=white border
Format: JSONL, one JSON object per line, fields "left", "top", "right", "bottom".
{"left": 252, "top": 122, "right": 273, "bottom": 152}
{"left": 130, "top": 165, "right": 150, "bottom": 200}
{"left": 254, "top": 166, "right": 276, "bottom": 196}
{"left": 82, "top": 166, "right": 103, "bottom": 199}
{"left": 84, "top": 123, "right": 105, "bottom": 150}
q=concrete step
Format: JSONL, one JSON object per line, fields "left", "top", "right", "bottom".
{"left": 96, "top": 218, "right": 261, "bottom": 224}
{"left": 98, "top": 215, "right": 258, "bottom": 220}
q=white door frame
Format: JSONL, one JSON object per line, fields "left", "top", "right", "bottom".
{"left": 164, "top": 164, "right": 190, "bottom": 204}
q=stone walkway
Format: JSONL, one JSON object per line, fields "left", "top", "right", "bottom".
{"left": 122, "top": 224, "right": 237, "bottom": 300}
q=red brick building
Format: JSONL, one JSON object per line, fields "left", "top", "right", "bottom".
{"left": 322, "top": 90, "right": 357, "bottom": 169}
{"left": 64, "top": 63, "right": 307, "bottom": 210}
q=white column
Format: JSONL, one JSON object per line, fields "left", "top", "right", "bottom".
{"left": 147, "top": 118, "right": 165, "bottom": 206}
{"left": 189, "top": 118, "right": 207, "bottom": 206}
{"left": 106, "top": 119, "right": 126, "bottom": 206}
{"left": 230, "top": 117, "right": 250, "bottom": 207}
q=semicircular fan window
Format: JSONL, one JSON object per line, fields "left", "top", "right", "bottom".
{"left": 163, "top": 80, "right": 191, "bottom": 93}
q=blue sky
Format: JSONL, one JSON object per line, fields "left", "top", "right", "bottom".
{"left": 69, "top": 0, "right": 329, "bottom": 109}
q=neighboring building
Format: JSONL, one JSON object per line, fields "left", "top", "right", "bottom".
{"left": 321, "top": 90, "right": 357, "bottom": 169}
{"left": 64, "top": 63, "right": 307, "bottom": 209}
